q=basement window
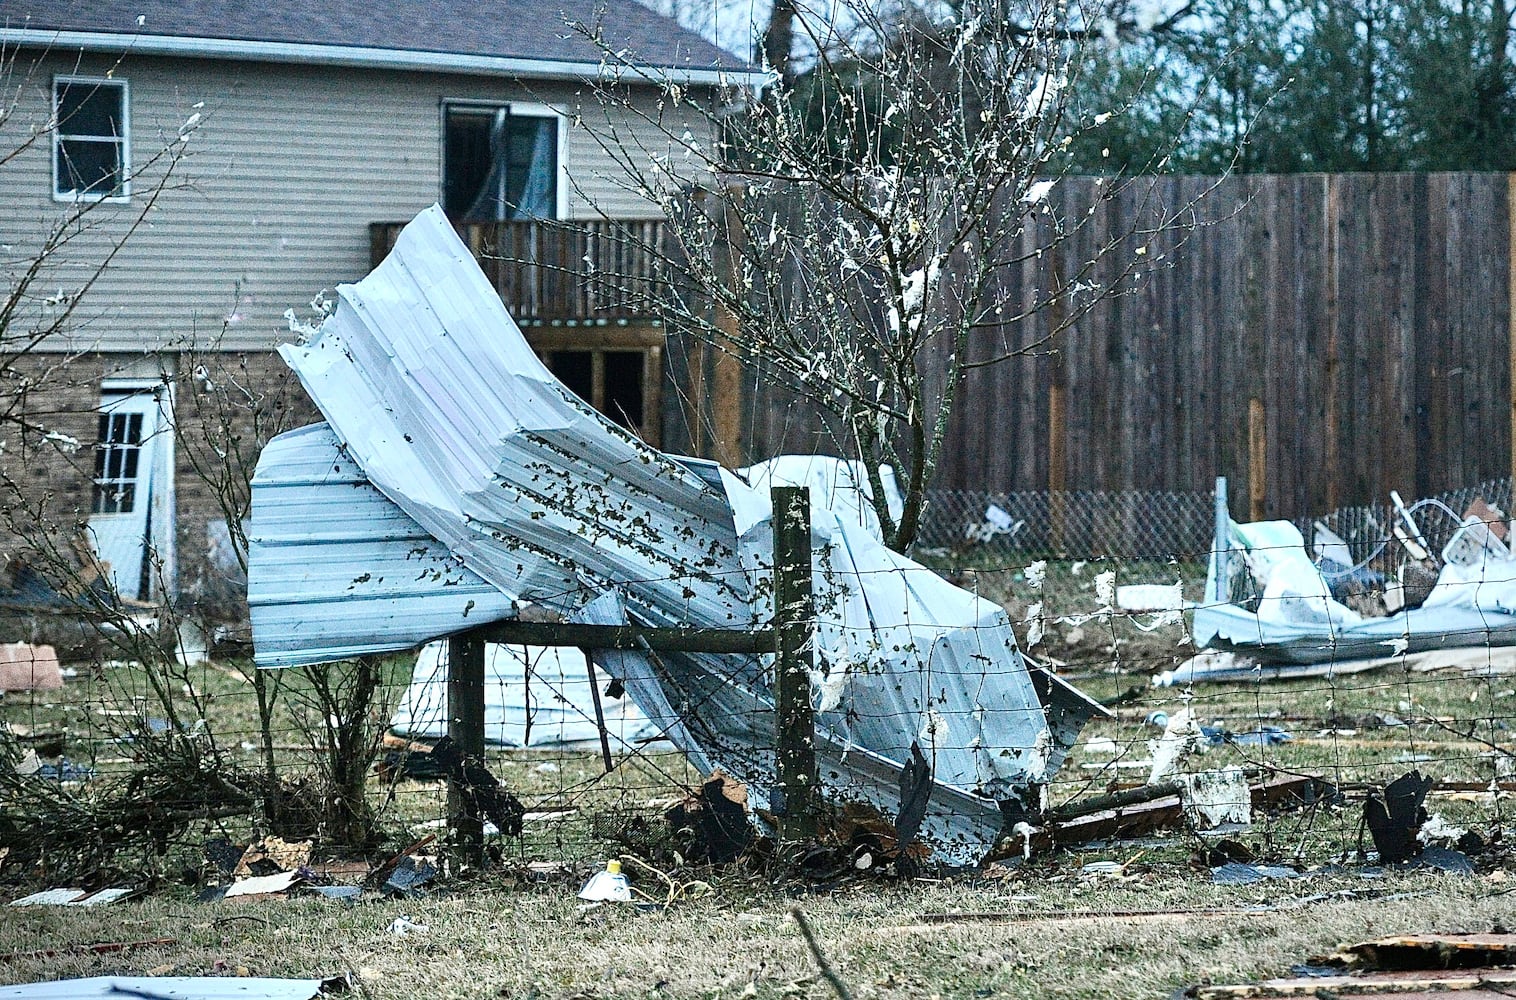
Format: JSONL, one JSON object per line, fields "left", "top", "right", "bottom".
{"left": 529, "top": 329, "right": 663, "bottom": 445}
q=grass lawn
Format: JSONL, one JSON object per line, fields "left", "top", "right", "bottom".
{"left": 1, "top": 559, "right": 1514, "bottom": 997}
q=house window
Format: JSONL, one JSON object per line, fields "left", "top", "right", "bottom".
{"left": 54, "top": 77, "right": 129, "bottom": 200}
{"left": 92, "top": 408, "right": 144, "bottom": 514}
{"left": 443, "top": 104, "right": 559, "bottom": 222}
{"left": 529, "top": 329, "right": 663, "bottom": 445}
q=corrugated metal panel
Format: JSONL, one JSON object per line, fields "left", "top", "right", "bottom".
{"left": 3, "top": 53, "right": 695, "bottom": 352}
{"left": 247, "top": 423, "right": 513, "bottom": 667}
{"left": 249, "top": 206, "right": 1103, "bottom": 864}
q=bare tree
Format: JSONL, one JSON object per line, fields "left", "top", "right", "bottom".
{"left": 579, "top": 0, "right": 1217, "bottom": 549}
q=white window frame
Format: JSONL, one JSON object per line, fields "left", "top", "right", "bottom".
{"left": 52, "top": 75, "right": 131, "bottom": 203}
{"left": 440, "top": 98, "right": 568, "bottom": 220}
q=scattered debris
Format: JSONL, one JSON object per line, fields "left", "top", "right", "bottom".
{"left": 1038, "top": 773, "right": 1332, "bottom": 851}
{"left": 381, "top": 855, "right": 436, "bottom": 898}
{"left": 10, "top": 887, "right": 134, "bottom": 906}
{"left": 665, "top": 774, "right": 754, "bottom": 864}
{"left": 386, "top": 914, "right": 429, "bottom": 936}
{"left": 1364, "top": 770, "right": 1434, "bottom": 864}
{"left": 1177, "top": 767, "right": 1251, "bottom": 830}
{"left": 0, "top": 643, "right": 61, "bottom": 692}
{"left": 1210, "top": 862, "right": 1302, "bottom": 885}
{"left": 894, "top": 742, "right": 933, "bottom": 857}
{"left": 247, "top": 206, "right": 1106, "bottom": 865}
{"left": 1147, "top": 708, "right": 1207, "bottom": 783}
{"left": 222, "top": 871, "right": 303, "bottom": 898}
{"left": 1196, "top": 479, "right": 1516, "bottom": 664}
{"left": 577, "top": 859, "right": 633, "bottom": 903}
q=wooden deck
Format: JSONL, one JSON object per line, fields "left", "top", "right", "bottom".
{"left": 370, "top": 218, "right": 671, "bottom": 324}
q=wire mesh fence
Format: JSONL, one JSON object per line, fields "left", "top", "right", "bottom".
{"left": 917, "top": 487, "right": 1217, "bottom": 561}
{"left": 4, "top": 477, "right": 1516, "bottom": 893}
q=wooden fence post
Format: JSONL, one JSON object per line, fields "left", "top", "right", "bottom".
{"left": 447, "top": 631, "right": 486, "bottom": 865}
{"left": 772, "top": 485, "right": 817, "bottom": 841}
{"left": 1047, "top": 244, "right": 1069, "bottom": 554}
{"left": 1508, "top": 172, "right": 1516, "bottom": 486}
{"left": 1248, "top": 397, "right": 1267, "bottom": 522}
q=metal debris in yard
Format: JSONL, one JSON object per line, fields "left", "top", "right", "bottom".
{"left": 246, "top": 205, "right": 1107, "bottom": 866}
{"left": 9, "top": 887, "right": 134, "bottom": 906}
{"left": 1195, "top": 478, "right": 1516, "bottom": 665}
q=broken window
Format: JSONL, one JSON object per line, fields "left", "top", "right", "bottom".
{"left": 443, "top": 104, "right": 559, "bottom": 222}
{"left": 54, "top": 77, "right": 128, "bottom": 199}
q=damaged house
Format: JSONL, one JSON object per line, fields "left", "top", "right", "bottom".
{"left": 0, "top": 0, "right": 758, "bottom": 613}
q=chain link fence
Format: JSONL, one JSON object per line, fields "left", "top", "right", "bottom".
{"left": 917, "top": 488, "right": 1216, "bottom": 562}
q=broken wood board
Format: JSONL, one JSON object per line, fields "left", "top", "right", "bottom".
{"left": 1042, "top": 774, "right": 1330, "bottom": 850}
{"left": 1332, "top": 933, "right": 1516, "bottom": 971}
{"left": 1186, "top": 968, "right": 1516, "bottom": 998}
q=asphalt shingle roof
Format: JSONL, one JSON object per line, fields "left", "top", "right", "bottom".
{"left": 0, "top": 0, "right": 749, "bottom": 72}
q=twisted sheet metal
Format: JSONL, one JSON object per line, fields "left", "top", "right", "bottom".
{"left": 247, "top": 205, "right": 1103, "bottom": 863}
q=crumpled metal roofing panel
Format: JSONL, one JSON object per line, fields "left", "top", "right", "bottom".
{"left": 249, "top": 204, "right": 1102, "bottom": 863}
{"left": 247, "top": 423, "right": 514, "bottom": 667}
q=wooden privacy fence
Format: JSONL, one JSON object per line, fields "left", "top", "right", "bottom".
{"left": 740, "top": 173, "right": 1515, "bottom": 522}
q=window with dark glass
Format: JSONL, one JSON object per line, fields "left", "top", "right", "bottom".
{"left": 443, "top": 105, "right": 558, "bottom": 222}
{"left": 530, "top": 331, "right": 663, "bottom": 446}
{"left": 54, "top": 78, "right": 128, "bottom": 198}
{"left": 92, "top": 410, "right": 144, "bottom": 513}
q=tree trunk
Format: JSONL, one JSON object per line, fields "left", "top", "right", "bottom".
{"left": 763, "top": 0, "right": 797, "bottom": 84}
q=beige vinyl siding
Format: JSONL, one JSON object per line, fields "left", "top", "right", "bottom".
{"left": 0, "top": 51, "right": 712, "bottom": 352}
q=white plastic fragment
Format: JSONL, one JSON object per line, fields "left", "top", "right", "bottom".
{"left": 1176, "top": 767, "right": 1251, "bottom": 830}
{"left": 386, "top": 914, "right": 429, "bottom": 935}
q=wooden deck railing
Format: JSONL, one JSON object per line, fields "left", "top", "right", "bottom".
{"left": 370, "top": 219, "right": 671, "bottom": 324}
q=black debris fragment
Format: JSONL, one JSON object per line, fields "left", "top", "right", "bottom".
{"left": 382, "top": 856, "right": 436, "bottom": 897}
{"left": 894, "top": 742, "right": 932, "bottom": 850}
{"left": 428, "top": 736, "right": 524, "bottom": 837}
{"left": 666, "top": 774, "right": 754, "bottom": 864}
{"left": 1364, "top": 770, "right": 1432, "bottom": 864}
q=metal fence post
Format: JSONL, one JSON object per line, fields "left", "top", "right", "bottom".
{"left": 447, "top": 630, "right": 486, "bottom": 865}
{"left": 772, "top": 485, "right": 818, "bottom": 841}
